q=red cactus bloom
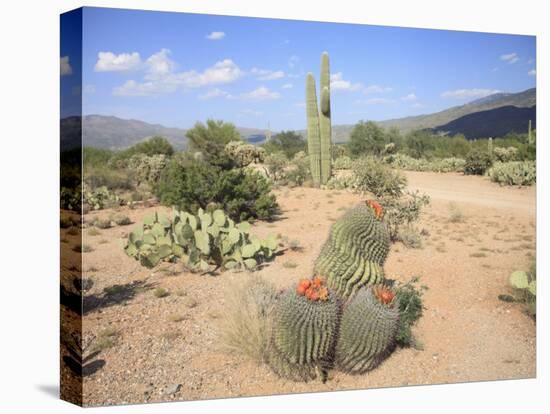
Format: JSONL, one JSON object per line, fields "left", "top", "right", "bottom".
{"left": 366, "top": 199, "right": 384, "bottom": 219}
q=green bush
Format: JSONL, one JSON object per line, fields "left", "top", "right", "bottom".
{"left": 352, "top": 157, "right": 406, "bottom": 198}
{"left": 382, "top": 190, "right": 430, "bottom": 242}
{"left": 186, "top": 120, "right": 241, "bottom": 168}
{"left": 83, "top": 185, "right": 120, "bottom": 211}
{"left": 488, "top": 161, "right": 536, "bottom": 186}
{"left": 156, "top": 157, "right": 278, "bottom": 222}
{"left": 262, "top": 130, "right": 306, "bottom": 159}
{"left": 464, "top": 150, "right": 493, "bottom": 175}
{"left": 393, "top": 277, "right": 427, "bottom": 347}
{"left": 333, "top": 155, "right": 352, "bottom": 170}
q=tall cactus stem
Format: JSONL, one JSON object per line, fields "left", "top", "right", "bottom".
{"left": 306, "top": 72, "right": 322, "bottom": 186}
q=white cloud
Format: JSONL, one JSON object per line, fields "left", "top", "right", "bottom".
{"left": 441, "top": 88, "right": 501, "bottom": 99}
{"left": 230, "top": 86, "right": 281, "bottom": 101}
{"left": 364, "top": 98, "right": 395, "bottom": 105}
{"left": 251, "top": 67, "right": 285, "bottom": 80}
{"left": 330, "top": 72, "right": 362, "bottom": 92}
{"left": 198, "top": 88, "right": 229, "bottom": 100}
{"left": 206, "top": 31, "right": 226, "bottom": 40}
{"left": 112, "top": 50, "right": 243, "bottom": 96}
{"left": 239, "top": 109, "right": 263, "bottom": 117}
{"left": 528, "top": 69, "right": 536, "bottom": 77}
{"left": 363, "top": 84, "right": 393, "bottom": 94}
{"left": 60, "top": 56, "right": 72, "bottom": 76}
{"left": 282, "top": 83, "right": 293, "bottom": 89}
{"left": 500, "top": 52, "right": 519, "bottom": 64}
{"left": 288, "top": 55, "right": 300, "bottom": 68}
{"left": 401, "top": 93, "right": 417, "bottom": 102}
{"left": 94, "top": 51, "right": 142, "bottom": 72}
{"left": 411, "top": 102, "right": 425, "bottom": 108}
{"left": 83, "top": 84, "right": 96, "bottom": 94}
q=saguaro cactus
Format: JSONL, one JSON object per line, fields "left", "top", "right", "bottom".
{"left": 306, "top": 73, "right": 322, "bottom": 186}
{"left": 306, "top": 52, "right": 332, "bottom": 186}
{"left": 528, "top": 119, "right": 533, "bottom": 145}
{"left": 488, "top": 137, "right": 493, "bottom": 156}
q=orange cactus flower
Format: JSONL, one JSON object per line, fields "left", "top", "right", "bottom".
{"left": 366, "top": 199, "right": 384, "bottom": 219}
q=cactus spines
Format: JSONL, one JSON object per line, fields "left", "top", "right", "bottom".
{"left": 315, "top": 203, "right": 390, "bottom": 299}
{"left": 268, "top": 277, "right": 340, "bottom": 381}
{"left": 306, "top": 72, "right": 322, "bottom": 186}
{"left": 319, "top": 52, "right": 332, "bottom": 184}
{"left": 335, "top": 286, "right": 399, "bottom": 374}
{"left": 306, "top": 52, "right": 333, "bottom": 186}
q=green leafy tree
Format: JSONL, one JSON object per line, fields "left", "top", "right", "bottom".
{"left": 348, "top": 121, "right": 387, "bottom": 157}
{"left": 404, "top": 130, "right": 435, "bottom": 159}
{"left": 127, "top": 136, "right": 174, "bottom": 157}
{"left": 186, "top": 120, "right": 242, "bottom": 168}
{"left": 262, "top": 130, "right": 306, "bottom": 159}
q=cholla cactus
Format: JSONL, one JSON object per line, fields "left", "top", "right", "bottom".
{"left": 224, "top": 141, "right": 266, "bottom": 167}
{"left": 268, "top": 277, "right": 340, "bottom": 382}
{"left": 128, "top": 154, "right": 168, "bottom": 185}
{"left": 315, "top": 202, "right": 390, "bottom": 299}
{"left": 335, "top": 285, "right": 399, "bottom": 374}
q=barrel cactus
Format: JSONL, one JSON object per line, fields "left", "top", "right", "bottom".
{"left": 268, "top": 277, "right": 340, "bottom": 382}
{"left": 314, "top": 201, "right": 390, "bottom": 299}
{"left": 335, "top": 285, "right": 399, "bottom": 374}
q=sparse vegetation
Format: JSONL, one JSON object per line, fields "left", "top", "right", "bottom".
{"left": 153, "top": 287, "right": 170, "bottom": 298}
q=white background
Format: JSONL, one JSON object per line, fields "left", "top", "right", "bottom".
{"left": 0, "top": 0, "right": 548, "bottom": 412}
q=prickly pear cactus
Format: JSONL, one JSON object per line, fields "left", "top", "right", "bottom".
{"left": 268, "top": 277, "right": 340, "bottom": 382}
{"left": 314, "top": 201, "right": 390, "bottom": 299}
{"left": 335, "top": 285, "right": 399, "bottom": 374}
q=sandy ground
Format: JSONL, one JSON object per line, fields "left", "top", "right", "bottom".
{"left": 61, "top": 171, "right": 536, "bottom": 406}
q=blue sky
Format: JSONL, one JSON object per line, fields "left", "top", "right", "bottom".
{"left": 61, "top": 7, "right": 536, "bottom": 130}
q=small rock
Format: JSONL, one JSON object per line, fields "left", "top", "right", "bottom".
{"left": 165, "top": 383, "right": 181, "bottom": 395}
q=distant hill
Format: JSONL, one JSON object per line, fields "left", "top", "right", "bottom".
{"left": 298, "top": 87, "right": 536, "bottom": 142}
{"left": 61, "top": 115, "right": 269, "bottom": 150}
{"left": 430, "top": 105, "right": 536, "bottom": 139}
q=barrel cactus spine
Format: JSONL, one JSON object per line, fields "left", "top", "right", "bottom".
{"left": 315, "top": 201, "right": 390, "bottom": 299}
{"left": 335, "top": 285, "right": 399, "bottom": 374}
{"left": 268, "top": 277, "right": 340, "bottom": 382}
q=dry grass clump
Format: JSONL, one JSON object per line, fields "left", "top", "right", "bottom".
{"left": 218, "top": 275, "right": 278, "bottom": 362}
{"left": 448, "top": 202, "right": 465, "bottom": 223}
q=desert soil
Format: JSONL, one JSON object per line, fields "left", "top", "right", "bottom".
{"left": 64, "top": 171, "right": 536, "bottom": 406}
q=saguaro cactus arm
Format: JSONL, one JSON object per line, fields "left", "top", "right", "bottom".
{"left": 306, "top": 72, "right": 322, "bottom": 186}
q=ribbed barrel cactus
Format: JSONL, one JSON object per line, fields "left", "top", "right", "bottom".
{"left": 335, "top": 285, "right": 399, "bottom": 374}
{"left": 306, "top": 52, "right": 332, "bottom": 186}
{"left": 315, "top": 201, "right": 390, "bottom": 299}
{"left": 268, "top": 277, "right": 340, "bottom": 382}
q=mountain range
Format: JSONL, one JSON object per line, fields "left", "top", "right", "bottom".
{"left": 61, "top": 88, "right": 535, "bottom": 150}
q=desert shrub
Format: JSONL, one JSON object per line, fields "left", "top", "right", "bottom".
{"left": 326, "top": 174, "right": 356, "bottom": 190}
{"left": 464, "top": 150, "right": 493, "bottom": 175}
{"left": 113, "top": 214, "right": 132, "bottom": 226}
{"left": 219, "top": 276, "right": 278, "bottom": 361}
{"left": 186, "top": 119, "right": 241, "bottom": 168}
{"left": 225, "top": 141, "right": 266, "bottom": 167}
{"left": 333, "top": 155, "right": 352, "bottom": 170}
{"left": 383, "top": 142, "right": 397, "bottom": 155}
{"left": 285, "top": 151, "right": 311, "bottom": 186}
{"left": 262, "top": 130, "right": 306, "bottom": 159}
{"left": 488, "top": 161, "right": 536, "bottom": 186}
{"left": 83, "top": 185, "right": 120, "bottom": 211}
{"left": 383, "top": 154, "right": 465, "bottom": 173}
{"left": 127, "top": 154, "right": 168, "bottom": 186}
{"left": 393, "top": 277, "right": 427, "bottom": 347}
{"left": 94, "top": 218, "right": 112, "bottom": 229}
{"left": 60, "top": 187, "right": 81, "bottom": 212}
{"left": 398, "top": 226, "right": 423, "bottom": 249}
{"left": 493, "top": 146, "right": 519, "bottom": 162}
{"left": 382, "top": 190, "right": 430, "bottom": 242}
{"left": 156, "top": 157, "right": 279, "bottom": 222}
{"left": 264, "top": 152, "right": 288, "bottom": 182}
{"left": 448, "top": 202, "right": 465, "bottom": 223}
{"left": 84, "top": 165, "right": 134, "bottom": 190}
{"left": 348, "top": 121, "right": 387, "bottom": 157}
{"left": 331, "top": 144, "right": 347, "bottom": 159}
{"left": 352, "top": 157, "right": 406, "bottom": 198}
